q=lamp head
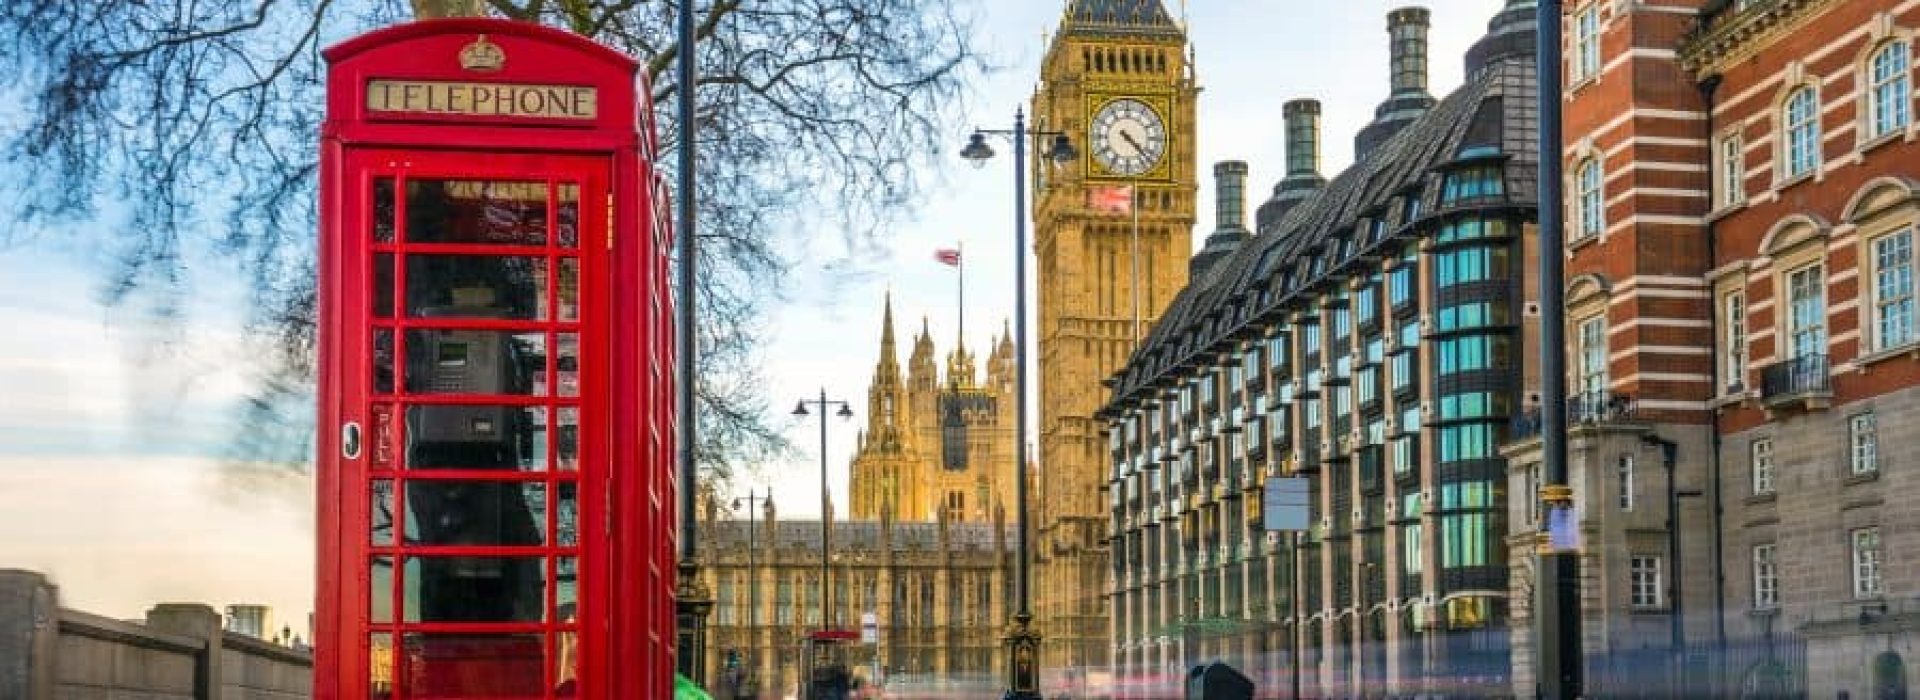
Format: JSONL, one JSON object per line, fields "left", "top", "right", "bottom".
{"left": 1047, "top": 134, "right": 1078, "bottom": 165}
{"left": 837, "top": 404, "right": 855, "bottom": 420}
{"left": 961, "top": 132, "right": 995, "bottom": 168}
{"left": 792, "top": 401, "right": 810, "bottom": 417}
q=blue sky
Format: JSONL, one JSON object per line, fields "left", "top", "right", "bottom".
{"left": 0, "top": 0, "right": 1508, "bottom": 622}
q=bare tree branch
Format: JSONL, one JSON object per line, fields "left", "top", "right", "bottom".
{"left": 0, "top": 0, "right": 981, "bottom": 493}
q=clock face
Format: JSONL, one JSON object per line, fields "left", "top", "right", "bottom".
{"left": 1091, "top": 98, "right": 1167, "bottom": 177}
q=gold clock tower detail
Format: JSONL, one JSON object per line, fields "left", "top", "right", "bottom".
{"left": 1030, "top": 0, "right": 1196, "bottom": 679}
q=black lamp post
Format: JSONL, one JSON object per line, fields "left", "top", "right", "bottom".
{"left": 732, "top": 489, "right": 767, "bottom": 700}
{"left": 674, "top": 0, "right": 713, "bottom": 686}
{"left": 1535, "top": 1, "right": 1584, "bottom": 697}
{"left": 793, "top": 391, "right": 854, "bottom": 631}
{"left": 960, "top": 108, "right": 1077, "bottom": 700}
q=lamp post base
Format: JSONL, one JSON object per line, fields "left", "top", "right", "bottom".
{"left": 675, "top": 560, "right": 716, "bottom": 684}
{"left": 1003, "top": 614, "right": 1045, "bottom": 700}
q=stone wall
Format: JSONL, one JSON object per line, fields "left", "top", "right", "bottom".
{"left": 0, "top": 569, "right": 310, "bottom": 700}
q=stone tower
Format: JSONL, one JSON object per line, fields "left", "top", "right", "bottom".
{"left": 851, "top": 299, "right": 1019, "bottom": 526}
{"left": 1030, "top": 0, "right": 1198, "bottom": 678}
{"left": 850, "top": 294, "right": 931, "bottom": 521}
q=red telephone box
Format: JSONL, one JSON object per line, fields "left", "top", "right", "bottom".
{"left": 316, "top": 19, "right": 678, "bottom": 698}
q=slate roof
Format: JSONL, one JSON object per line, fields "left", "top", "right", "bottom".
{"left": 1064, "top": 0, "right": 1182, "bottom": 37}
{"left": 1103, "top": 49, "right": 1541, "bottom": 414}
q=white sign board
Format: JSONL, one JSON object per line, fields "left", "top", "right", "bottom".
{"left": 860, "top": 611, "right": 878, "bottom": 644}
{"left": 1263, "top": 477, "right": 1312, "bottom": 532}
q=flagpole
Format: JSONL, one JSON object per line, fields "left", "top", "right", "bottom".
{"left": 958, "top": 240, "right": 966, "bottom": 349}
{"left": 1131, "top": 185, "right": 1142, "bottom": 344}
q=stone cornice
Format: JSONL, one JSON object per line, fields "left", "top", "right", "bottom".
{"left": 1678, "top": 0, "right": 1842, "bottom": 77}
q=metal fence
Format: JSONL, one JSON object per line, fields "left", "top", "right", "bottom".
{"left": 1584, "top": 634, "right": 1808, "bottom": 699}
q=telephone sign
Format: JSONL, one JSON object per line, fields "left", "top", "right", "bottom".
{"left": 315, "top": 19, "right": 677, "bottom": 699}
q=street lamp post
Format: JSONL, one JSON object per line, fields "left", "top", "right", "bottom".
{"left": 733, "top": 489, "right": 767, "bottom": 700}
{"left": 1535, "top": 1, "right": 1585, "bottom": 697}
{"left": 960, "top": 108, "right": 1077, "bottom": 700}
{"left": 792, "top": 391, "right": 854, "bottom": 631}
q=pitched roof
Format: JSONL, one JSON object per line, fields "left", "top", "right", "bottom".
{"left": 1064, "top": 0, "right": 1182, "bottom": 37}
{"left": 1105, "top": 54, "right": 1540, "bottom": 411}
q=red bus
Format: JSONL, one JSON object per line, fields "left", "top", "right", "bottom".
{"left": 315, "top": 19, "right": 678, "bottom": 698}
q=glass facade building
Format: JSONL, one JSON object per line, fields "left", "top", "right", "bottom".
{"left": 1098, "top": 5, "right": 1538, "bottom": 697}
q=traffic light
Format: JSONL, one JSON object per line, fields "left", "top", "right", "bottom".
{"left": 724, "top": 648, "right": 741, "bottom": 671}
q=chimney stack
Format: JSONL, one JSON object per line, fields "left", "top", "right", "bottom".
{"left": 1465, "top": 0, "right": 1540, "bottom": 76}
{"left": 1214, "top": 161, "right": 1248, "bottom": 232}
{"left": 1388, "top": 7, "right": 1432, "bottom": 98}
{"left": 1354, "top": 7, "right": 1439, "bottom": 161}
{"left": 1284, "top": 99, "right": 1322, "bottom": 177}
{"left": 1191, "top": 160, "right": 1251, "bottom": 278}
{"left": 1257, "top": 100, "right": 1329, "bottom": 232}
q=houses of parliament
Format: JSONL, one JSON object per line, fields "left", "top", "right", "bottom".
{"left": 695, "top": 297, "right": 1021, "bottom": 696}
{"left": 848, "top": 294, "right": 1020, "bottom": 525}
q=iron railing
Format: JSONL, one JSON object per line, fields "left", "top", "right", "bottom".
{"left": 1509, "top": 391, "right": 1639, "bottom": 441}
{"left": 1761, "top": 353, "right": 1831, "bottom": 404}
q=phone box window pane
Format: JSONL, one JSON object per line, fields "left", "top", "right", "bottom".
{"left": 402, "top": 633, "right": 546, "bottom": 696}
{"left": 555, "top": 630, "right": 580, "bottom": 690}
{"left": 374, "top": 253, "right": 395, "bottom": 318}
{"left": 406, "top": 180, "right": 548, "bottom": 245}
{"left": 406, "top": 255, "right": 548, "bottom": 320}
{"left": 555, "top": 556, "right": 578, "bottom": 618}
{"left": 556, "top": 183, "right": 579, "bottom": 248}
{"left": 556, "top": 483, "right": 578, "bottom": 546}
{"left": 556, "top": 333, "right": 579, "bottom": 397}
{"left": 557, "top": 407, "right": 579, "bottom": 471}
{"left": 373, "top": 178, "right": 396, "bottom": 243}
{"left": 371, "top": 556, "right": 394, "bottom": 623}
{"left": 402, "top": 557, "right": 548, "bottom": 623}
{"left": 404, "top": 405, "right": 547, "bottom": 471}
{"left": 404, "top": 330, "right": 547, "bottom": 396}
{"left": 372, "top": 479, "right": 396, "bottom": 546}
{"left": 372, "top": 404, "right": 395, "bottom": 468}
{"left": 403, "top": 481, "right": 547, "bottom": 547}
{"left": 370, "top": 633, "right": 395, "bottom": 697}
{"left": 374, "top": 329, "right": 395, "bottom": 394}
{"left": 558, "top": 258, "right": 579, "bottom": 321}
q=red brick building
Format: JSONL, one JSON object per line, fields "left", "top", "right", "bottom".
{"left": 1507, "top": 0, "right": 1920, "bottom": 696}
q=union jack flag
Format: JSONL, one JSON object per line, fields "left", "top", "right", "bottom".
{"left": 934, "top": 248, "right": 961, "bottom": 266}
{"left": 1087, "top": 185, "right": 1135, "bottom": 215}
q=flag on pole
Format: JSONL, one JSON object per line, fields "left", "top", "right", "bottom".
{"left": 1088, "top": 185, "right": 1135, "bottom": 215}
{"left": 934, "top": 248, "right": 962, "bottom": 267}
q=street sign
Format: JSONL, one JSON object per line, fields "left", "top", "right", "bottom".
{"left": 1263, "top": 477, "right": 1311, "bottom": 532}
{"left": 860, "top": 612, "right": 878, "bottom": 644}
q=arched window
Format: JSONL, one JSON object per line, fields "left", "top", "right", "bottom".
{"left": 1869, "top": 41, "right": 1912, "bottom": 139}
{"left": 1577, "top": 157, "right": 1604, "bottom": 239}
{"left": 1783, "top": 86, "right": 1821, "bottom": 179}
{"left": 1874, "top": 651, "right": 1908, "bottom": 700}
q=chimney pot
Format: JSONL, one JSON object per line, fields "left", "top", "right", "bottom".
{"left": 1388, "top": 6, "right": 1432, "bottom": 97}
{"left": 1282, "top": 99, "right": 1323, "bottom": 177}
{"left": 1213, "top": 161, "right": 1249, "bottom": 232}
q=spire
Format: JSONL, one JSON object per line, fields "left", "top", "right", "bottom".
{"left": 910, "top": 314, "right": 938, "bottom": 388}
{"left": 871, "top": 292, "right": 902, "bottom": 385}
{"left": 882, "top": 292, "right": 897, "bottom": 350}
{"left": 945, "top": 308, "right": 979, "bottom": 389}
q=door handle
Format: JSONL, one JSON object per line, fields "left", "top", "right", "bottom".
{"left": 342, "top": 421, "right": 363, "bottom": 460}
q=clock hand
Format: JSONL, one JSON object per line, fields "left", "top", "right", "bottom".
{"left": 1120, "top": 130, "right": 1146, "bottom": 157}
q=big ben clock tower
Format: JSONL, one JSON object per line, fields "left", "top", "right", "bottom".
{"left": 1030, "top": 0, "right": 1196, "bottom": 680}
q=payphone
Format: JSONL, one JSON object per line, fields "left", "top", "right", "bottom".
{"left": 317, "top": 19, "right": 676, "bottom": 699}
